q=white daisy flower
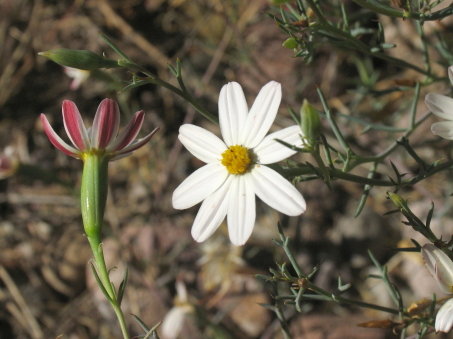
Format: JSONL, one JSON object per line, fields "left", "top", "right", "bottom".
{"left": 172, "top": 81, "right": 306, "bottom": 246}
{"left": 425, "top": 66, "right": 453, "bottom": 140}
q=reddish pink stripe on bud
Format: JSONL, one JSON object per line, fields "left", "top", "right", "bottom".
{"left": 62, "top": 100, "right": 90, "bottom": 151}
{"left": 40, "top": 114, "right": 80, "bottom": 158}
{"left": 110, "top": 111, "right": 145, "bottom": 152}
{"left": 92, "top": 99, "right": 120, "bottom": 149}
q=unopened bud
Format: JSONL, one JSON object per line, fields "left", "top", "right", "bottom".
{"left": 301, "top": 99, "right": 321, "bottom": 146}
{"left": 282, "top": 38, "right": 298, "bottom": 49}
{"left": 38, "top": 49, "right": 120, "bottom": 71}
{"left": 387, "top": 192, "right": 405, "bottom": 209}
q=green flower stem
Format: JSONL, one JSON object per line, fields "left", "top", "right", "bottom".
{"left": 81, "top": 154, "right": 130, "bottom": 339}
{"left": 88, "top": 238, "right": 130, "bottom": 339}
{"left": 352, "top": 0, "right": 453, "bottom": 21}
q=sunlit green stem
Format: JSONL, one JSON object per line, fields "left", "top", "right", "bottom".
{"left": 81, "top": 154, "right": 130, "bottom": 339}
{"left": 88, "top": 239, "right": 130, "bottom": 339}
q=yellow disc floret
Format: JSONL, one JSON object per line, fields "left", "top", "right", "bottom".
{"left": 221, "top": 145, "right": 251, "bottom": 175}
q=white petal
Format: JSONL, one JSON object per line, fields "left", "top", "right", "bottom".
{"left": 219, "top": 82, "right": 248, "bottom": 146}
{"left": 425, "top": 93, "right": 453, "bottom": 121}
{"left": 179, "top": 124, "right": 227, "bottom": 163}
{"left": 227, "top": 174, "right": 256, "bottom": 246}
{"left": 240, "top": 81, "right": 282, "bottom": 148}
{"left": 161, "top": 307, "right": 186, "bottom": 339}
{"left": 250, "top": 165, "right": 306, "bottom": 216}
{"left": 172, "top": 163, "right": 228, "bottom": 209}
{"left": 436, "top": 298, "right": 453, "bottom": 333}
{"left": 191, "top": 177, "right": 232, "bottom": 242}
{"left": 254, "top": 125, "right": 303, "bottom": 164}
{"left": 421, "top": 244, "right": 453, "bottom": 294}
{"left": 449, "top": 66, "right": 453, "bottom": 86}
{"left": 432, "top": 121, "right": 453, "bottom": 140}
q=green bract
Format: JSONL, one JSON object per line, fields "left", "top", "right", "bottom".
{"left": 38, "top": 49, "right": 120, "bottom": 70}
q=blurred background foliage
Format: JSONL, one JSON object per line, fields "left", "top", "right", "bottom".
{"left": 1, "top": 0, "right": 453, "bottom": 338}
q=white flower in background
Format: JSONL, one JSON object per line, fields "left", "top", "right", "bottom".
{"left": 0, "top": 146, "right": 20, "bottom": 179}
{"left": 425, "top": 66, "right": 453, "bottom": 140}
{"left": 172, "top": 81, "right": 306, "bottom": 246}
{"left": 436, "top": 299, "right": 453, "bottom": 334}
{"left": 421, "top": 243, "right": 453, "bottom": 332}
{"left": 63, "top": 66, "right": 90, "bottom": 90}
{"left": 161, "top": 281, "right": 193, "bottom": 339}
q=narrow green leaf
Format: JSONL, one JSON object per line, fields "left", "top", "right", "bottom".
{"left": 89, "top": 261, "right": 113, "bottom": 303}
{"left": 99, "top": 32, "right": 133, "bottom": 64}
{"left": 117, "top": 267, "right": 129, "bottom": 306}
{"left": 132, "top": 314, "right": 151, "bottom": 333}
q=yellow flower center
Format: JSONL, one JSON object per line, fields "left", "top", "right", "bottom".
{"left": 221, "top": 145, "right": 251, "bottom": 175}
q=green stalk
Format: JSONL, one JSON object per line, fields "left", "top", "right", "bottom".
{"left": 81, "top": 154, "right": 130, "bottom": 339}
{"left": 88, "top": 238, "right": 130, "bottom": 339}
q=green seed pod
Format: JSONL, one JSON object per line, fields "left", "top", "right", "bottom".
{"left": 301, "top": 99, "right": 322, "bottom": 146}
{"left": 282, "top": 38, "right": 298, "bottom": 49}
{"left": 38, "top": 49, "right": 120, "bottom": 70}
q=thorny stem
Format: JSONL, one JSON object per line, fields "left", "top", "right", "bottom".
{"left": 276, "top": 228, "right": 401, "bottom": 316}
{"left": 347, "top": 110, "right": 432, "bottom": 168}
{"left": 352, "top": 0, "right": 453, "bottom": 21}
{"left": 282, "top": 157, "right": 453, "bottom": 187}
{"left": 313, "top": 23, "right": 431, "bottom": 76}
{"left": 119, "top": 61, "right": 219, "bottom": 125}
{"left": 271, "top": 282, "right": 292, "bottom": 339}
{"left": 281, "top": 109, "right": 438, "bottom": 187}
